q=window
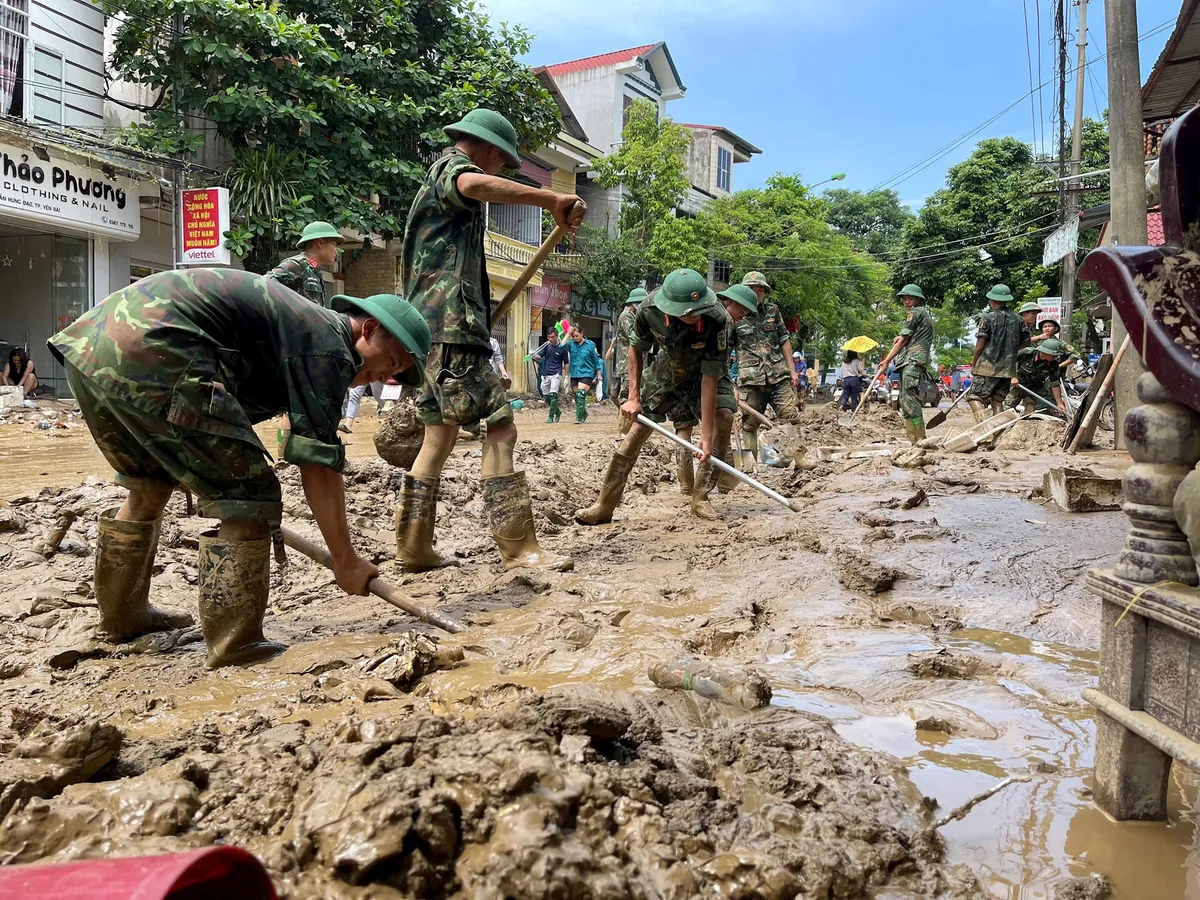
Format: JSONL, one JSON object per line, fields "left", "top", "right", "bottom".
{"left": 713, "top": 259, "right": 732, "bottom": 283}
{"left": 488, "top": 203, "right": 542, "bottom": 246}
{"left": 716, "top": 147, "right": 732, "bottom": 193}
{"left": 32, "top": 46, "right": 62, "bottom": 125}
{"left": 0, "top": 0, "right": 27, "bottom": 118}
{"left": 622, "top": 95, "right": 632, "bottom": 130}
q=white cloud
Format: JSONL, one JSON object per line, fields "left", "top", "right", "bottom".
{"left": 481, "top": 0, "right": 850, "bottom": 45}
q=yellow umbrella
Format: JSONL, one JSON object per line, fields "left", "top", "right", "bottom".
{"left": 841, "top": 335, "right": 879, "bottom": 354}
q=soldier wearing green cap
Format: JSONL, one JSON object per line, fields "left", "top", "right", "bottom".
{"left": 576, "top": 269, "right": 753, "bottom": 524}
{"left": 966, "top": 284, "right": 1025, "bottom": 422}
{"left": 399, "top": 107, "right": 584, "bottom": 574}
{"left": 47, "top": 268, "right": 429, "bottom": 669}
{"left": 605, "top": 287, "right": 647, "bottom": 436}
{"left": 267, "top": 221, "right": 344, "bottom": 308}
{"left": 1004, "top": 339, "right": 1067, "bottom": 414}
{"left": 1016, "top": 301, "right": 1042, "bottom": 347}
{"left": 876, "top": 283, "right": 936, "bottom": 443}
{"left": 734, "top": 271, "right": 801, "bottom": 464}
{"left": 1028, "top": 318, "right": 1079, "bottom": 371}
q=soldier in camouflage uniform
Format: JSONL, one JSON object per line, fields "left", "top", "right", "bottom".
{"left": 47, "top": 269, "right": 430, "bottom": 668}
{"left": 266, "top": 220, "right": 345, "bottom": 453}
{"left": 575, "top": 269, "right": 753, "bottom": 524}
{"left": 967, "top": 284, "right": 1025, "bottom": 422}
{"left": 1004, "top": 339, "right": 1067, "bottom": 414}
{"left": 876, "top": 284, "right": 936, "bottom": 444}
{"left": 1016, "top": 301, "right": 1042, "bottom": 348}
{"left": 605, "top": 287, "right": 646, "bottom": 436}
{"left": 400, "top": 107, "right": 584, "bottom": 574}
{"left": 735, "top": 272, "right": 800, "bottom": 463}
{"left": 1028, "top": 318, "right": 1079, "bottom": 373}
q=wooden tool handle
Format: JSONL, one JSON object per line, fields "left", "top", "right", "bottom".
{"left": 737, "top": 399, "right": 774, "bottom": 428}
{"left": 1067, "top": 334, "right": 1130, "bottom": 454}
{"left": 280, "top": 527, "right": 466, "bottom": 634}
{"left": 492, "top": 200, "right": 585, "bottom": 324}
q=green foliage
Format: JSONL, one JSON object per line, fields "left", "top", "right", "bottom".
{"left": 822, "top": 188, "right": 914, "bottom": 257}
{"left": 593, "top": 100, "right": 691, "bottom": 245}
{"left": 105, "top": 0, "right": 561, "bottom": 269}
{"left": 568, "top": 225, "right": 648, "bottom": 316}
{"left": 221, "top": 145, "right": 316, "bottom": 271}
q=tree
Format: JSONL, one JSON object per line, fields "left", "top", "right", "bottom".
{"left": 105, "top": 0, "right": 561, "bottom": 269}
{"left": 822, "top": 188, "right": 914, "bottom": 257}
{"left": 568, "top": 226, "right": 648, "bottom": 317}
{"left": 593, "top": 100, "right": 691, "bottom": 246}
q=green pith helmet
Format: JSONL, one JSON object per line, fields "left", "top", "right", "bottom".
{"left": 1038, "top": 338, "right": 1065, "bottom": 356}
{"left": 1016, "top": 301, "right": 1042, "bottom": 315}
{"left": 331, "top": 293, "right": 432, "bottom": 387}
{"left": 717, "top": 283, "right": 759, "bottom": 314}
{"left": 653, "top": 268, "right": 718, "bottom": 317}
{"left": 741, "top": 271, "right": 771, "bottom": 292}
{"left": 896, "top": 284, "right": 926, "bottom": 303}
{"left": 296, "top": 221, "right": 344, "bottom": 248}
{"left": 444, "top": 108, "right": 521, "bottom": 168}
{"left": 986, "top": 284, "right": 1016, "bottom": 303}
{"left": 625, "top": 287, "right": 648, "bottom": 305}
{"left": 1040, "top": 319, "right": 1060, "bottom": 332}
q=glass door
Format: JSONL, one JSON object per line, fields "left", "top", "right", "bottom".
{"left": 50, "top": 235, "right": 89, "bottom": 396}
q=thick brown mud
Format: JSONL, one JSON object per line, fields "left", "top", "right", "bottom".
{"left": 0, "top": 398, "right": 1195, "bottom": 898}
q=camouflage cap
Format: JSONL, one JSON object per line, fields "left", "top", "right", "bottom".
{"left": 1016, "top": 301, "right": 1043, "bottom": 315}
{"left": 741, "top": 271, "right": 771, "bottom": 292}
{"left": 653, "top": 269, "right": 718, "bottom": 317}
{"left": 986, "top": 284, "right": 1017, "bottom": 303}
{"left": 331, "top": 293, "right": 431, "bottom": 386}
{"left": 625, "top": 287, "right": 648, "bottom": 305}
{"left": 717, "top": 283, "right": 758, "bottom": 314}
{"left": 1038, "top": 338, "right": 1065, "bottom": 356}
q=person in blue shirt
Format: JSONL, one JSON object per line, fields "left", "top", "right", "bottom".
{"left": 532, "top": 330, "right": 571, "bottom": 423}
{"left": 792, "top": 351, "right": 808, "bottom": 394}
{"left": 566, "top": 327, "right": 602, "bottom": 424}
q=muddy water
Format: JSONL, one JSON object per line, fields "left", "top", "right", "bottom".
{"left": 2, "top": 399, "right": 1198, "bottom": 897}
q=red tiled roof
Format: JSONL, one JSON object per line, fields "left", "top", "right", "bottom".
{"left": 676, "top": 123, "right": 718, "bottom": 129}
{"left": 544, "top": 44, "right": 656, "bottom": 76}
{"left": 1148, "top": 211, "right": 1165, "bottom": 246}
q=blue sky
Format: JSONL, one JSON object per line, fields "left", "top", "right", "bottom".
{"left": 482, "top": 0, "right": 1182, "bottom": 210}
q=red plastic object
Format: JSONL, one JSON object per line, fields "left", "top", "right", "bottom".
{"left": 0, "top": 847, "right": 277, "bottom": 900}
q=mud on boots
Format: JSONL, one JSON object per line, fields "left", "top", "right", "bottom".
{"left": 565, "top": 327, "right": 601, "bottom": 425}
{"left": 93, "top": 508, "right": 192, "bottom": 642}
{"left": 575, "top": 449, "right": 637, "bottom": 525}
{"left": 677, "top": 446, "right": 694, "bottom": 495}
{"left": 198, "top": 529, "right": 285, "bottom": 668}
{"left": 573, "top": 387, "right": 589, "bottom": 424}
{"left": 396, "top": 473, "right": 457, "bottom": 573}
{"left": 483, "top": 471, "right": 573, "bottom": 571}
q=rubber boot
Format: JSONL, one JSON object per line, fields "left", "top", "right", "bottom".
{"left": 546, "top": 394, "right": 558, "bottom": 424}
{"left": 691, "top": 460, "right": 722, "bottom": 520}
{"left": 277, "top": 427, "right": 290, "bottom": 457}
{"left": 94, "top": 509, "right": 192, "bottom": 642}
{"left": 198, "top": 531, "right": 285, "bottom": 669}
{"left": 483, "top": 472, "right": 573, "bottom": 571}
{"left": 717, "top": 449, "right": 740, "bottom": 494}
{"left": 740, "top": 429, "right": 758, "bottom": 470}
{"left": 990, "top": 399, "right": 1004, "bottom": 417}
{"left": 396, "top": 474, "right": 457, "bottom": 573}
{"left": 967, "top": 399, "right": 986, "bottom": 424}
{"left": 574, "top": 389, "right": 588, "bottom": 424}
{"left": 677, "top": 447, "right": 694, "bottom": 495}
{"left": 912, "top": 418, "right": 927, "bottom": 443}
{"left": 575, "top": 451, "right": 636, "bottom": 525}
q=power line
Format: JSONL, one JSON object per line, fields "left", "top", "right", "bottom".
{"left": 1022, "top": 0, "right": 1040, "bottom": 151}
{"left": 1034, "top": 0, "right": 1046, "bottom": 153}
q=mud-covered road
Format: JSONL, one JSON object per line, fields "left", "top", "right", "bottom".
{"left": 0, "top": 399, "right": 1196, "bottom": 899}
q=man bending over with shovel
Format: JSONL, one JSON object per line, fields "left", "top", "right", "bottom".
{"left": 575, "top": 269, "right": 754, "bottom": 524}
{"left": 49, "top": 269, "right": 430, "bottom": 668}
{"left": 399, "top": 108, "right": 583, "bottom": 573}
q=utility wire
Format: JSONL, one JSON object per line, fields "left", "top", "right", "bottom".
{"left": 1022, "top": 0, "right": 1040, "bottom": 151}
{"left": 1034, "top": 0, "right": 1046, "bottom": 153}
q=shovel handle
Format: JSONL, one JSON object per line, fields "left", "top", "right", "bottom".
{"left": 492, "top": 200, "right": 586, "bottom": 324}
{"left": 280, "top": 527, "right": 466, "bottom": 634}
{"left": 737, "top": 399, "right": 774, "bottom": 428}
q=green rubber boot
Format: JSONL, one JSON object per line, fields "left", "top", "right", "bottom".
{"left": 198, "top": 531, "right": 285, "bottom": 669}
{"left": 574, "top": 389, "right": 587, "bottom": 424}
{"left": 546, "top": 394, "right": 558, "bottom": 423}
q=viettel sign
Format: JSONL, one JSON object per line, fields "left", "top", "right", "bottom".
{"left": 180, "top": 187, "right": 231, "bottom": 265}
{"left": 0, "top": 142, "right": 141, "bottom": 240}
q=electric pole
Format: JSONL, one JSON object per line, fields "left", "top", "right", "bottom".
{"left": 1060, "top": 0, "right": 1088, "bottom": 345}
{"left": 172, "top": 10, "right": 185, "bottom": 269}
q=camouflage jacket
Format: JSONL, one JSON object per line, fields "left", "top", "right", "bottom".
{"left": 48, "top": 269, "right": 359, "bottom": 471}
{"left": 1014, "top": 346, "right": 1062, "bottom": 395}
{"left": 613, "top": 304, "right": 638, "bottom": 378}
{"left": 630, "top": 296, "right": 728, "bottom": 388}
{"left": 895, "top": 305, "right": 934, "bottom": 369}
{"left": 402, "top": 149, "right": 492, "bottom": 350}
{"left": 973, "top": 307, "right": 1024, "bottom": 378}
{"left": 733, "top": 300, "right": 790, "bottom": 386}
{"left": 266, "top": 254, "right": 328, "bottom": 307}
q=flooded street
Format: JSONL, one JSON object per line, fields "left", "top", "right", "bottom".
{"left": 0, "top": 399, "right": 1197, "bottom": 897}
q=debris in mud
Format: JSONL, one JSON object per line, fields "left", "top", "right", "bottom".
{"left": 875, "top": 601, "right": 963, "bottom": 631}
{"left": 1043, "top": 467, "right": 1123, "bottom": 512}
{"left": 907, "top": 648, "right": 1000, "bottom": 680}
{"left": 358, "top": 633, "right": 464, "bottom": 692}
{"left": 907, "top": 701, "right": 998, "bottom": 739}
{"left": 798, "top": 402, "right": 905, "bottom": 448}
{"left": 891, "top": 447, "right": 931, "bottom": 469}
{"left": 873, "top": 487, "right": 928, "bottom": 510}
{"left": 0, "top": 718, "right": 123, "bottom": 818}
{"left": 372, "top": 399, "right": 424, "bottom": 470}
{"left": 648, "top": 658, "right": 772, "bottom": 710}
{"left": 0, "top": 691, "right": 979, "bottom": 898}
{"left": 996, "top": 419, "right": 1067, "bottom": 453}
{"left": 835, "top": 548, "right": 907, "bottom": 594}
{"left": 1053, "top": 873, "right": 1114, "bottom": 899}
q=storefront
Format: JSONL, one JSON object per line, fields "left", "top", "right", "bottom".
{"left": 0, "top": 136, "right": 151, "bottom": 395}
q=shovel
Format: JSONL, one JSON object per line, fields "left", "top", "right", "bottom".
{"left": 838, "top": 373, "right": 885, "bottom": 427}
{"left": 1013, "top": 383, "right": 1067, "bottom": 418}
{"left": 926, "top": 386, "right": 971, "bottom": 430}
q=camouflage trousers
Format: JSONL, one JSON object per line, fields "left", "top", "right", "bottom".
{"left": 416, "top": 343, "right": 514, "bottom": 429}
{"left": 897, "top": 363, "right": 926, "bottom": 423}
{"left": 66, "top": 364, "right": 281, "bottom": 522}
{"left": 740, "top": 379, "right": 799, "bottom": 432}
{"left": 967, "top": 375, "right": 1011, "bottom": 406}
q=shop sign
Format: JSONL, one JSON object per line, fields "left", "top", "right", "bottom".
{"left": 0, "top": 142, "right": 141, "bottom": 240}
{"left": 532, "top": 276, "right": 571, "bottom": 310}
{"left": 181, "top": 187, "right": 231, "bottom": 265}
{"left": 1037, "top": 297, "right": 1062, "bottom": 325}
